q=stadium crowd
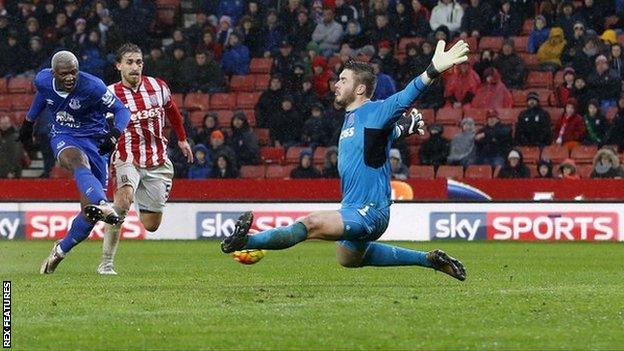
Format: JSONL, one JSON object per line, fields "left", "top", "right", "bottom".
{"left": 2, "top": 0, "right": 624, "bottom": 180}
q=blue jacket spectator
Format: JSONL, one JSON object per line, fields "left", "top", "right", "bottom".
{"left": 112, "top": 0, "right": 146, "bottom": 41}
{"left": 261, "top": 9, "right": 286, "bottom": 56}
{"left": 528, "top": 15, "right": 550, "bottom": 54}
{"left": 188, "top": 144, "right": 212, "bottom": 179}
{"left": 221, "top": 33, "right": 250, "bottom": 76}
{"left": 218, "top": 0, "right": 246, "bottom": 25}
{"left": 371, "top": 60, "right": 396, "bottom": 101}
{"left": 79, "top": 31, "right": 107, "bottom": 78}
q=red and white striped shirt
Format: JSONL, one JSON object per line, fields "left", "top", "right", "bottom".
{"left": 108, "top": 76, "right": 186, "bottom": 168}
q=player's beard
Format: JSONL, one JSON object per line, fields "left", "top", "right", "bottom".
{"left": 336, "top": 89, "right": 355, "bottom": 107}
{"left": 125, "top": 72, "right": 141, "bottom": 87}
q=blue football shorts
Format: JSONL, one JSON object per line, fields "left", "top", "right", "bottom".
{"left": 51, "top": 133, "right": 109, "bottom": 189}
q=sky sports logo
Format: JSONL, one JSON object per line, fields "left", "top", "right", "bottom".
{"left": 0, "top": 213, "right": 22, "bottom": 241}
{"left": 430, "top": 212, "right": 619, "bottom": 241}
{"left": 196, "top": 211, "right": 309, "bottom": 239}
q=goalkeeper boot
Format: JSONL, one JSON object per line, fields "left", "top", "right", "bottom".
{"left": 221, "top": 211, "right": 253, "bottom": 253}
{"left": 40, "top": 240, "right": 65, "bottom": 274}
{"left": 84, "top": 201, "right": 123, "bottom": 225}
{"left": 426, "top": 249, "right": 466, "bottom": 281}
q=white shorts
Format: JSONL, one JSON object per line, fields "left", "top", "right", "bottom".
{"left": 114, "top": 158, "right": 174, "bottom": 213}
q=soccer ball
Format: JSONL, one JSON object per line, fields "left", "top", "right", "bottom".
{"left": 230, "top": 229, "right": 266, "bottom": 265}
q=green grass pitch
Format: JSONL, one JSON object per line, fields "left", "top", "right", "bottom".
{"left": 2, "top": 240, "right": 623, "bottom": 350}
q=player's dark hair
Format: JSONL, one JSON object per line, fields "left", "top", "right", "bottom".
{"left": 343, "top": 59, "right": 376, "bottom": 98}
{"left": 116, "top": 43, "right": 142, "bottom": 62}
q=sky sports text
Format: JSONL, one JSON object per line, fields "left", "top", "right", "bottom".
{"left": 0, "top": 213, "right": 21, "bottom": 240}
{"left": 3, "top": 281, "right": 10, "bottom": 349}
{"left": 25, "top": 211, "right": 145, "bottom": 240}
{"left": 197, "top": 212, "right": 309, "bottom": 239}
{"left": 431, "top": 212, "right": 618, "bottom": 241}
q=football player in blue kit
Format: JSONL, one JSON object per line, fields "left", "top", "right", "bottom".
{"left": 221, "top": 40, "right": 469, "bottom": 281}
{"left": 19, "top": 51, "right": 131, "bottom": 274}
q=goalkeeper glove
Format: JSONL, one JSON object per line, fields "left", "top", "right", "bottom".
{"left": 98, "top": 128, "right": 121, "bottom": 156}
{"left": 426, "top": 40, "right": 470, "bottom": 80}
{"left": 394, "top": 109, "right": 425, "bottom": 140}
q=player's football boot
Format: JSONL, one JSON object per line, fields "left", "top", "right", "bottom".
{"left": 83, "top": 201, "right": 123, "bottom": 225}
{"left": 97, "top": 261, "right": 117, "bottom": 275}
{"left": 426, "top": 249, "right": 467, "bottom": 281}
{"left": 221, "top": 211, "right": 253, "bottom": 253}
{"left": 40, "top": 240, "right": 65, "bottom": 274}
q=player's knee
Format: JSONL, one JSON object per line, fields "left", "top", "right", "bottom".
{"left": 143, "top": 223, "right": 160, "bottom": 232}
{"left": 336, "top": 253, "right": 363, "bottom": 268}
{"left": 59, "top": 148, "right": 88, "bottom": 170}
{"left": 141, "top": 214, "right": 162, "bottom": 232}
{"left": 300, "top": 214, "right": 322, "bottom": 235}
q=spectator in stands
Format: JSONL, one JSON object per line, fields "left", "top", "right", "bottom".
{"left": 475, "top": 109, "right": 512, "bottom": 167}
{"left": 582, "top": 99, "right": 609, "bottom": 146}
{"left": 312, "top": 55, "right": 333, "bottom": 98}
{"left": 433, "top": 25, "right": 450, "bottom": 43}
{"left": 599, "top": 29, "right": 617, "bottom": 52}
{"left": 325, "top": 100, "right": 345, "bottom": 145}
{"left": 42, "top": 12, "right": 72, "bottom": 46}
{"left": 371, "top": 59, "right": 397, "bottom": 101}
{"left": 590, "top": 148, "right": 624, "bottom": 178}
{"left": 554, "top": 98, "right": 586, "bottom": 151}
{"left": 528, "top": 15, "right": 550, "bottom": 54}
{"left": 606, "top": 95, "right": 624, "bottom": 151}
{"left": 2, "top": 33, "right": 27, "bottom": 76}
{"left": 570, "top": 36, "right": 599, "bottom": 77}
{"left": 0, "top": 116, "right": 23, "bottom": 179}
{"left": 409, "top": 0, "right": 432, "bottom": 38}
{"left": 557, "top": 158, "right": 580, "bottom": 179}
{"left": 194, "top": 113, "right": 222, "bottom": 147}
{"left": 196, "top": 31, "right": 223, "bottom": 61}
{"left": 112, "top": 0, "right": 146, "bottom": 42}
{"left": 447, "top": 117, "right": 476, "bottom": 167}
{"left": 271, "top": 95, "right": 304, "bottom": 147}
{"left": 25, "top": 37, "right": 46, "bottom": 75}
{"left": 473, "top": 49, "right": 494, "bottom": 80}
{"left": 221, "top": 32, "right": 250, "bottom": 76}
{"left": 535, "top": 159, "right": 554, "bottom": 178}
{"left": 389, "top": 148, "right": 409, "bottom": 180}
{"left": 280, "top": 0, "right": 303, "bottom": 33}
{"left": 215, "top": 16, "right": 234, "bottom": 47}
{"left": 188, "top": 144, "right": 212, "bottom": 179}
{"left": 290, "top": 149, "right": 321, "bottom": 178}
{"left": 536, "top": 27, "right": 566, "bottom": 71}
{"left": 182, "top": 51, "right": 226, "bottom": 93}
{"left": 390, "top": 0, "right": 413, "bottom": 39}
{"left": 460, "top": 0, "right": 493, "bottom": 38}
{"left": 334, "top": 0, "right": 357, "bottom": 29}
{"left": 237, "top": 15, "right": 262, "bottom": 57}
{"left": 472, "top": 67, "right": 513, "bottom": 109}
{"left": 260, "top": 9, "right": 286, "bottom": 57}
{"left": 419, "top": 124, "right": 449, "bottom": 168}
{"left": 397, "top": 42, "right": 429, "bottom": 88}
{"left": 373, "top": 40, "right": 399, "bottom": 77}
{"left": 553, "top": 67, "right": 575, "bottom": 107}
{"left": 80, "top": 30, "right": 107, "bottom": 78}
{"left": 35, "top": 1, "right": 57, "bottom": 30}
{"left": 580, "top": 0, "right": 604, "bottom": 33}
{"left": 312, "top": 7, "right": 343, "bottom": 56}
{"left": 444, "top": 62, "right": 480, "bottom": 108}
{"left": 494, "top": 39, "right": 526, "bottom": 90}
{"left": 67, "top": 17, "right": 88, "bottom": 53}
{"left": 571, "top": 76, "right": 591, "bottom": 113}
{"left": 290, "top": 9, "right": 315, "bottom": 54}
{"left": 256, "top": 75, "right": 285, "bottom": 128}
{"left": 209, "top": 130, "right": 238, "bottom": 169}
{"left": 219, "top": 0, "right": 246, "bottom": 25}
{"left": 498, "top": 149, "right": 530, "bottom": 179}
{"left": 168, "top": 47, "right": 189, "bottom": 93}
{"left": 229, "top": 112, "right": 260, "bottom": 166}
{"left": 429, "top": 0, "right": 463, "bottom": 35}
{"left": 272, "top": 40, "right": 296, "bottom": 81}
{"left": 144, "top": 46, "right": 173, "bottom": 82}
{"left": 610, "top": 43, "right": 624, "bottom": 80}
{"left": 244, "top": 0, "right": 263, "bottom": 29}
{"left": 211, "top": 154, "right": 239, "bottom": 178}
{"left": 96, "top": 11, "right": 123, "bottom": 54}
{"left": 185, "top": 13, "right": 210, "bottom": 49}
{"left": 322, "top": 146, "right": 339, "bottom": 178}
{"left": 554, "top": 1, "right": 578, "bottom": 41}
{"left": 368, "top": 12, "right": 396, "bottom": 47}
{"left": 515, "top": 91, "right": 552, "bottom": 146}
{"left": 302, "top": 103, "right": 330, "bottom": 148}
{"left": 341, "top": 20, "right": 368, "bottom": 52}
{"left": 587, "top": 55, "right": 621, "bottom": 109}
{"left": 294, "top": 74, "right": 320, "bottom": 116}
{"left": 24, "top": 17, "right": 41, "bottom": 43}
{"left": 490, "top": 0, "right": 522, "bottom": 37}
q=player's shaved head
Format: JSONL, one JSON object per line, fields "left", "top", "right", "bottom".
{"left": 51, "top": 51, "right": 79, "bottom": 70}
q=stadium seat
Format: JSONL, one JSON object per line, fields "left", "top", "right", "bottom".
{"left": 12, "top": 94, "right": 33, "bottom": 111}
{"left": 183, "top": 93, "right": 209, "bottom": 110}
{"left": 408, "top": 145, "right": 420, "bottom": 165}
{"left": 405, "top": 133, "right": 424, "bottom": 146}
{"left": 265, "top": 165, "right": 296, "bottom": 178}
{"left": 236, "top": 92, "right": 261, "bottom": 109}
{"left": 525, "top": 71, "right": 553, "bottom": 89}
{"left": 9, "top": 112, "right": 24, "bottom": 125}
{"left": 242, "top": 109, "right": 256, "bottom": 126}
{"left": 215, "top": 110, "right": 233, "bottom": 126}
{"left": 408, "top": 165, "right": 434, "bottom": 179}
{"left": 229, "top": 75, "right": 255, "bottom": 92}
{"left": 521, "top": 19, "right": 533, "bottom": 35}
{"left": 462, "top": 108, "right": 488, "bottom": 125}
{"left": 285, "top": 146, "right": 308, "bottom": 164}
{"left": 50, "top": 166, "right": 72, "bottom": 179}
{"left": 254, "top": 128, "right": 270, "bottom": 146}
{"left": 260, "top": 146, "right": 284, "bottom": 164}
{"left": 448, "top": 36, "right": 477, "bottom": 52}
{"left": 544, "top": 107, "right": 563, "bottom": 125}
{"left": 541, "top": 144, "right": 569, "bottom": 163}
{"left": 7, "top": 77, "right": 33, "bottom": 94}
{"left": 511, "top": 36, "right": 529, "bottom": 53}
{"left": 249, "top": 58, "right": 273, "bottom": 74}
{"left": 619, "top": 33, "right": 624, "bottom": 46}
{"left": 511, "top": 90, "right": 528, "bottom": 107}
{"left": 554, "top": 70, "right": 565, "bottom": 86}
{"left": 497, "top": 108, "right": 521, "bottom": 124}
{"left": 253, "top": 74, "right": 270, "bottom": 90}
{"left": 442, "top": 125, "right": 460, "bottom": 140}
{"left": 313, "top": 147, "right": 326, "bottom": 165}
{"left": 420, "top": 108, "right": 435, "bottom": 124}
{"left": 0, "top": 79, "right": 6, "bottom": 94}
{"left": 436, "top": 165, "right": 463, "bottom": 179}
{"left": 577, "top": 164, "right": 594, "bottom": 178}
{"left": 478, "top": 36, "right": 503, "bottom": 52}
{"left": 210, "top": 93, "right": 236, "bottom": 110}
{"left": 570, "top": 145, "right": 598, "bottom": 164}
{"left": 397, "top": 37, "right": 425, "bottom": 54}
{"left": 188, "top": 111, "right": 205, "bottom": 127}
{"left": 529, "top": 165, "right": 539, "bottom": 178}
{"left": 493, "top": 165, "right": 502, "bottom": 178}
{"left": 535, "top": 89, "right": 552, "bottom": 106}
{"left": 0, "top": 95, "right": 11, "bottom": 111}
{"left": 435, "top": 108, "right": 462, "bottom": 125}
{"left": 282, "top": 164, "right": 298, "bottom": 178}
{"left": 172, "top": 93, "right": 184, "bottom": 109}
{"left": 517, "top": 146, "right": 540, "bottom": 164}
{"left": 464, "top": 165, "right": 492, "bottom": 179}
{"left": 518, "top": 53, "right": 538, "bottom": 69}
{"left": 240, "top": 165, "right": 266, "bottom": 179}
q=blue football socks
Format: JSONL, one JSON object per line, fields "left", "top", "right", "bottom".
{"left": 59, "top": 213, "right": 94, "bottom": 253}
{"left": 73, "top": 167, "right": 106, "bottom": 204}
{"left": 361, "top": 242, "right": 433, "bottom": 267}
{"left": 245, "top": 222, "right": 308, "bottom": 250}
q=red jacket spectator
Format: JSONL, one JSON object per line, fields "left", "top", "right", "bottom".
{"left": 553, "top": 67, "right": 575, "bottom": 107}
{"left": 472, "top": 67, "right": 513, "bottom": 109}
{"left": 312, "top": 56, "right": 332, "bottom": 98}
{"left": 444, "top": 62, "right": 481, "bottom": 107}
{"left": 553, "top": 99, "right": 586, "bottom": 148}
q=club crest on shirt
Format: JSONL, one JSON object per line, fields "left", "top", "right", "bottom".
{"left": 149, "top": 94, "right": 159, "bottom": 107}
{"left": 46, "top": 99, "right": 54, "bottom": 105}
{"left": 69, "top": 98, "right": 81, "bottom": 110}
{"left": 347, "top": 113, "right": 355, "bottom": 127}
